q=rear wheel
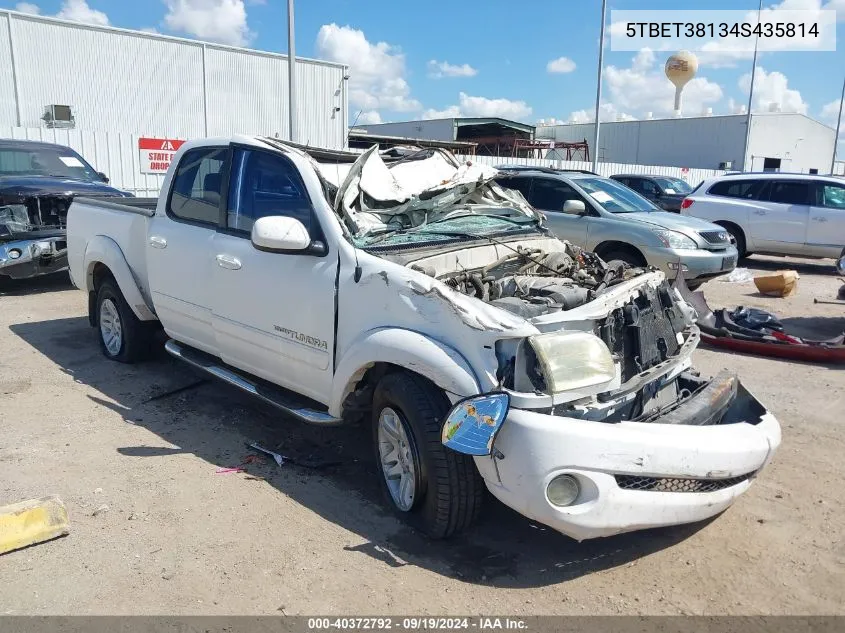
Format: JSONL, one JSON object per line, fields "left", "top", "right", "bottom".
{"left": 96, "top": 279, "right": 153, "bottom": 363}
{"left": 372, "top": 372, "right": 484, "bottom": 539}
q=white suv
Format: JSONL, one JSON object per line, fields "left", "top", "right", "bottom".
{"left": 680, "top": 173, "right": 845, "bottom": 261}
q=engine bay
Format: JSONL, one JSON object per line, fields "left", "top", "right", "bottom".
{"left": 421, "top": 242, "right": 645, "bottom": 318}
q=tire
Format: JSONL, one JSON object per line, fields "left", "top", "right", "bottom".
{"left": 718, "top": 223, "right": 748, "bottom": 259}
{"left": 601, "top": 249, "right": 646, "bottom": 269}
{"left": 686, "top": 281, "right": 704, "bottom": 291}
{"left": 372, "top": 372, "right": 484, "bottom": 539}
{"left": 95, "top": 278, "right": 153, "bottom": 363}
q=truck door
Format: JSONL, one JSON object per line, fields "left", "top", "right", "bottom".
{"left": 209, "top": 147, "right": 336, "bottom": 404}
{"left": 146, "top": 146, "right": 228, "bottom": 356}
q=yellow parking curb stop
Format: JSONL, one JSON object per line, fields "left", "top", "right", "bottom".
{"left": 0, "top": 495, "right": 69, "bottom": 555}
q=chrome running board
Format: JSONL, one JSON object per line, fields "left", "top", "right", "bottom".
{"left": 164, "top": 339, "right": 343, "bottom": 426}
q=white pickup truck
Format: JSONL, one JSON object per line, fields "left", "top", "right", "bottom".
{"left": 67, "top": 136, "right": 781, "bottom": 541}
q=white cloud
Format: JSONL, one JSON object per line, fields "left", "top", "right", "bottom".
{"left": 15, "top": 2, "right": 40, "bottom": 14}
{"left": 316, "top": 23, "right": 421, "bottom": 116}
{"left": 427, "top": 60, "right": 477, "bottom": 79}
{"left": 603, "top": 48, "right": 723, "bottom": 117}
{"left": 821, "top": 99, "right": 844, "bottom": 134}
{"left": 421, "top": 105, "right": 462, "bottom": 120}
{"left": 164, "top": 0, "right": 252, "bottom": 47}
{"left": 546, "top": 57, "right": 576, "bottom": 74}
{"left": 739, "top": 67, "right": 807, "bottom": 113}
{"left": 355, "top": 110, "right": 383, "bottom": 125}
{"left": 423, "top": 92, "right": 532, "bottom": 121}
{"left": 56, "top": 0, "right": 108, "bottom": 25}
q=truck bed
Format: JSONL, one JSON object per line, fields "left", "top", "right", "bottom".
{"left": 67, "top": 196, "right": 159, "bottom": 307}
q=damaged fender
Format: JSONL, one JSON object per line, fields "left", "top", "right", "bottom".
{"left": 330, "top": 327, "right": 480, "bottom": 418}
{"left": 83, "top": 235, "right": 156, "bottom": 321}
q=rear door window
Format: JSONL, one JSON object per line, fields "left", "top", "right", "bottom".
{"left": 707, "top": 179, "right": 766, "bottom": 200}
{"left": 167, "top": 147, "right": 228, "bottom": 225}
{"left": 529, "top": 178, "right": 587, "bottom": 211}
{"left": 765, "top": 181, "right": 812, "bottom": 205}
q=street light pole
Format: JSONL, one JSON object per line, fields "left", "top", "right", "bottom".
{"left": 741, "top": 0, "right": 763, "bottom": 172}
{"left": 830, "top": 75, "right": 845, "bottom": 175}
{"left": 287, "top": 0, "right": 298, "bottom": 143}
{"left": 591, "top": 0, "right": 607, "bottom": 172}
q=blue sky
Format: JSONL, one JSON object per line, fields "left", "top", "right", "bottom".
{"left": 6, "top": 0, "right": 845, "bottom": 135}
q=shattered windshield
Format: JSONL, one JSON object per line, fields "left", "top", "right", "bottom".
{"left": 354, "top": 212, "right": 541, "bottom": 247}
{"left": 321, "top": 146, "right": 543, "bottom": 246}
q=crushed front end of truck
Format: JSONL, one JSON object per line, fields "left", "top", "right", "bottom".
{"left": 296, "top": 140, "right": 782, "bottom": 540}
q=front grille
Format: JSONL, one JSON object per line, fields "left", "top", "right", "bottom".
{"left": 699, "top": 229, "right": 730, "bottom": 245}
{"left": 615, "top": 472, "right": 755, "bottom": 493}
{"left": 599, "top": 281, "right": 687, "bottom": 383}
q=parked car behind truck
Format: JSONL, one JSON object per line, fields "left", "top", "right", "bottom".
{"left": 680, "top": 172, "right": 845, "bottom": 262}
{"left": 0, "top": 139, "right": 131, "bottom": 280}
{"left": 610, "top": 174, "right": 693, "bottom": 212}
{"left": 67, "top": 137, "right": 780, "bottom": 541}
{"left": 495, "top": 167, "right": 738, "bottom": 290}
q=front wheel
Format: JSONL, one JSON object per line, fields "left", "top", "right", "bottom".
{"left": 372, "top": 372, "right": 484, "bottom": 539}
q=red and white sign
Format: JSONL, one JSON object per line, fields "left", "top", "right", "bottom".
{"left": 139, "top": 137, "right": 186, "bottom": 174}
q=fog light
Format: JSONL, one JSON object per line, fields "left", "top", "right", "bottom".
{"left": 547, "top": 474, "right": 580, "bottom": 507}
{"left": 8, "top": 248, "right": 22, "bottom": 259}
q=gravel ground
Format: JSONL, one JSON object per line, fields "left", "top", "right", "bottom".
{"left": 1, "top": 255, "right": 843, "bottom": 615}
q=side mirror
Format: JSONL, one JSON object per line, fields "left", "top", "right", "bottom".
{"left": 836, "top": 254, "right": 845, "bottom": 277}
{"left": 562, "top": 200, "right": 586, "bottom": 215}
{"left": 98, "top": 171, "right": 109, "bottom": 183}
{"left": 251, "top": 216, "right": 312, "bottom": 253}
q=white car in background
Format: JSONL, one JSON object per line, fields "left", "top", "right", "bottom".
{"left": 680, "top": 173, "right": 845, "bottom": 261}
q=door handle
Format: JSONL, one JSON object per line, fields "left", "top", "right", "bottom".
{"left": 813, "top": 216, "right": 828, "bottom": 223}
{"left": 216, "top": 254, "right": 242, "bottom": 270}
{"left": 149, "top": 236, "right": 167, "bottom": 249}
{"left": 753, "top": 210, "right": 766, "bottom": 216}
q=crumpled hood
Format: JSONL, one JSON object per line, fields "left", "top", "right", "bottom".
{"left": 0, "top": 175, "right": 130, "bottom": 198}
{"left": 623, "top": 211, "right": 721, "bottom": 239}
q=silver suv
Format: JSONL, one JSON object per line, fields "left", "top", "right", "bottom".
{"left": 496, "top": 168, "right": 738, "bottom": 289}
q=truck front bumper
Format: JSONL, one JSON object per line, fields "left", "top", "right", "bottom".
{"left": 474, "top": 380, "right": 780, "bottom": 541}
{"left": 0, "top": 237, "right": 68, "bottom": 279}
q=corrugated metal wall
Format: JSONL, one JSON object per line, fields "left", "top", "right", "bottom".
{"left": 0, "top": 10, "right": 347, "bottom": 149}
{"left": 537, "top": 116, "right": 747, "bottom": 171}
{"left": 355, "top": 119, "right": 456, "bottom": 141}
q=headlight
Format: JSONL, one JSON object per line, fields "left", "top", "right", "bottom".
{"left": 8, "top": 248, "right": 22, "bottom": 259}
{"left": 528, "top": 331, "right": 616, "bottom": 393}
{"left": 653, "top": 229, "right": 697, "bottom": 250}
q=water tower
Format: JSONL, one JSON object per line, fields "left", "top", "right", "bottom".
{"left": 665, "top": 51, "right": 698, "bottom": 115}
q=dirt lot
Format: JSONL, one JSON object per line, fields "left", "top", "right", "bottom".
{"left": 1, "top": 256, "right": 844, "bottom": 616}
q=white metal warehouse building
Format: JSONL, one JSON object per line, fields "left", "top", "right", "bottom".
{"left": 536, "top": 113, "right": 837, "bottom": 175}
{"left": 0, "top": 9, "right": 348, "bottom": 193}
